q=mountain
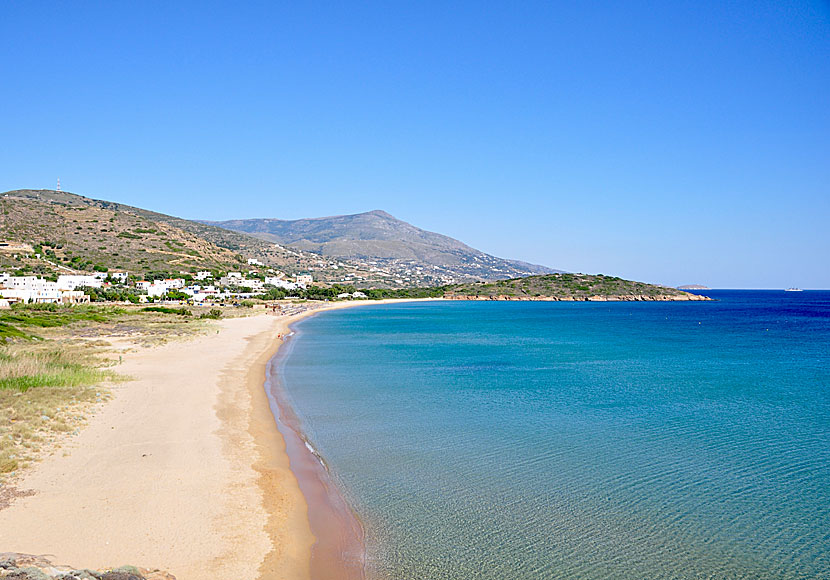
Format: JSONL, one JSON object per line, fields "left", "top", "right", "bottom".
{"left": 0, "top": 190, "right": 552, "bottom": 288}
{"left": 205, "top": 210, "right": 558, "bottom": 284}
{"left": 0, "top": 189, "right": 364, "bottom": 282}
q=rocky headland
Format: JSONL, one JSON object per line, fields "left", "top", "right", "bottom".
{"left": 446, "top": 293, "right": 711, "bottom": 301}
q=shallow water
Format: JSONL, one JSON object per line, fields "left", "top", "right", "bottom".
{"left": 278, "top": 292, "right": 830, "bottom": 579}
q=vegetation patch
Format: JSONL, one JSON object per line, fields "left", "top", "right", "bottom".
{"left": 0, "top": 381, "right": 106, "bottom": 475}
{"left": 0, "top": 322, "right": 34, "bottom": 341}
{"left": 0, "top": 345, "right": 118, "bottom": 392}
{"left": 200, "top": 308, "right": 222, "bottom": 319}
{"left": 0, "top": 303, "right": 125, "bottom": 331}
{"left": 0, "top": 341, "right": 116, "bottom": 477}
{"left": 142, "top": 306, "right": 192, "bottom": 316}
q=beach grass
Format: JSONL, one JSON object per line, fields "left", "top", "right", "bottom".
{"left": 0, "top": 303, "right": 238, "bottom": 479}
{"left": 0, "top": 303, "right": 127, "bottom": 329}
{"left": 0, "top": 345, "right": 117, "bottom": 392}
{"left": 0, "top": 341, "right": 119, "bottom": 476}
{"left": 0, "top": 302, "right": 252, "bottom": 479}
{"left": 0, "top": 381, "right": 107, "bottom": 475}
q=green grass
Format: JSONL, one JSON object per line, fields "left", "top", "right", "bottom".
{"left": 0, "top": 322, "right": 34, "bottom": 340}
{"left": 0, "top": 303, "right": 126, "bottom": 335}
{"left": 0, "top": 347, "right": 117, "bottom": 392}
{"left": 0, "top": 342, "right": 117, "bottom": 476}
{"left": 142, "top": 306, "right": 192, "bottom": 316}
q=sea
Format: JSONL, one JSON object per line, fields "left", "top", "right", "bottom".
{"left": 271, "top": 291, "right": 830, "bottom": 579}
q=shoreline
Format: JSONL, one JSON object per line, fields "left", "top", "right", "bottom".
{"left": 261, "top": 299, "right": 430, "bottom": 580}
{"left": 266, "top": 313, "right": 365, "bottom": 580}
{"left": 0, "top": 298, "right": 420, "bottom": 580}
{"left": 0, "top": 314, "right": 295, "bottom": 579}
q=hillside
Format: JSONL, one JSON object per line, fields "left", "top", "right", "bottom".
{"left": 1, "top": 190, "right": 556, "bottom": 287}
{"left": 206, "top": 210, "right": 557, "bottom": 284}
{"left": 0, "top": 189, "right": 363, "bottom": 282}
{"left": 441, "top": 273, "right": 710, "bottom": 301}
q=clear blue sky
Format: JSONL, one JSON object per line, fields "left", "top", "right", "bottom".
{"left": 1, "top": 1, "right": 828, "bottom": 288}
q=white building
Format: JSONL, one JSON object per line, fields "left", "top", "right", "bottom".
{"left": 219, "top": 273, "right": 252, "bottom": 288}
{"left": 0, "top": 288, "right": 60, "bottom": 304}
{"left": 4, "top": 276, "right": 53, "bottom": 291}
{"left": 57, "top": 275, "right": 104, "bottom": 291}
{"left": 296, "top": 274, "right": 313, "bottom": 287}
{"left": 265, "top": 276, "right": 299, "bottom": 290}
{"left": 194, "top": 271, "right": 213, "bottom": 280}
{"left": 142, "top": 278, "right": 186, "bottom": 298}
{"left": 246, "top": 279, "right": 265, "bottom": 292}
{"left": 147, "top": 284, "right": 168, "bottom": 298}
{"left": 247, "top": 258, "right": 264, "bottom": 266}
{"left": 109, "top": 271, "right": 129, "bottom": 284}
{"left": 0, "top": 276, "right": 90, "bottom": 304}
{"left": 182, "top": 284, "right": 220, "bottom": 302}
{"left": 337, "top": 291, "right": 368, "bottom": 300}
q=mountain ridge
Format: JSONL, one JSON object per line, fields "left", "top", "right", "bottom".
{"left": 1, "top": 189, "right": 555, "bottom": 287}
{"left": 204, "top": 210, "right": 558, "bottom": 282}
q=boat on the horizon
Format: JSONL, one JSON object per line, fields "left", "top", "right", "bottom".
{"left": 785, "top": 287, "right": 803, "bottom": 292}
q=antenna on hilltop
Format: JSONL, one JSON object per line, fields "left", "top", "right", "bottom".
{"left": 56, "top": 178, "right": 61, "bottom": 192}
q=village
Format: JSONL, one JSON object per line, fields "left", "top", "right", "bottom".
{"left": 0, "top": 258, "right": 371, "bottom": 308}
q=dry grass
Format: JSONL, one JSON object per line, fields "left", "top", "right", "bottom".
{"left": 0, "top": 340, "right": 119, "bottom": 478}
{"left": 0, "top": 304, "right": 252, "bottom": 481}
{"left": 0, "top": 345, "right": 117, "bottom": 392}
{"left": 0, "top": 383, "right": 109, "bottom": 476}
{"left": 0, "top": 307, "right": 234, "bottom": 480}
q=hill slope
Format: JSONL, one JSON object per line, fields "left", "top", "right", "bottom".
{"left": 206, "top": 210, "right": 557, "bottom": 283}
{"left": 443, "top": 274, "right": 710, "bottom": 301}
{"left": 0, "top": 189, "right": 356, "bottom": 281}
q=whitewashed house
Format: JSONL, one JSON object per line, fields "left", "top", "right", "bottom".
{"left": 265, "top": 276, "right": 299, "bottom": 290}
{"left": 109, "top": 271, "right": 129, "bottom": 284}
{"left": 0, "top": 276, "right": 89, "bottom": 304}
{"left": 57, "top": 275, "right": 104, "bottom": 290}
{"left": 246, "top": 279, "right": 265, "bottom": 292}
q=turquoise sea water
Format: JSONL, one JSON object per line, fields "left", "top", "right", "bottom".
{"left": 277, "top": 292, "right": 830, "bottom": 579}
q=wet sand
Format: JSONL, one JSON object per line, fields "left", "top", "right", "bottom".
{"left": 263, "top": 299, "right": 430, "bottom": 579}
{"left": 0, "top": 299, "right": 418, "bottom": 579}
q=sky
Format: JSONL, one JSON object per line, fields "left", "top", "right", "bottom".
{"left": 1, "top": 1, "right": 828, "bottom": 288}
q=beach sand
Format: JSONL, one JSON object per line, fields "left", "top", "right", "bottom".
{"left": 0, "top": 301, "right": 383, "bottom": 580}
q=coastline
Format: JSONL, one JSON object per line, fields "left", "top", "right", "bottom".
{"left": 261, "top": 298, "right": 431, "bottom": 580}
{"left": 0, "top": 299, "right": 418, "bottom": 580}
{"left": 444, "top": 293, "right": 711, "bottom": 301}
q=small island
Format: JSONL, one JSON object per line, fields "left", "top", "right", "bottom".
{"left": 677, "top": 284, "right": 709, "bottom": 290}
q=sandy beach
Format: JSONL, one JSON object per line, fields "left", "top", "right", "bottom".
{"left": 0, "top": 300, "right": 382, "bottom": 580}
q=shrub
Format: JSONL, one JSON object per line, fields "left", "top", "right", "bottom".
{"left": 142, "top": 306, "right": 192, "bottom": 316}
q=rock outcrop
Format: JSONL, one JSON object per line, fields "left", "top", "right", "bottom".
{"left": 0, "top": 554, "right": 175, "bottom": 580}
{"left": 445, "top": 293, "right": 711, "bottom": 302}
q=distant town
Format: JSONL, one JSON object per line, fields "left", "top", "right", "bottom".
{"left": 0, "top": 258, "right": 362, "bottom": 308}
